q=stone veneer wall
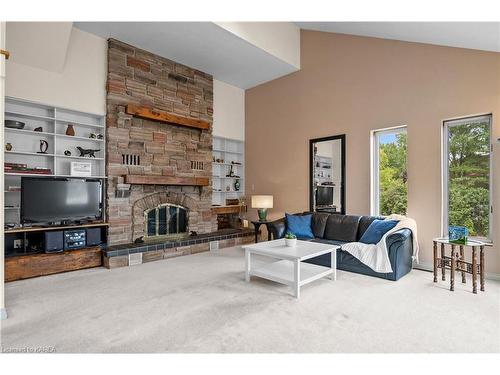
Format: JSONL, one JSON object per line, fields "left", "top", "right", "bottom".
{"left": 106, "top": 39, "right": 216, "bottom": 245}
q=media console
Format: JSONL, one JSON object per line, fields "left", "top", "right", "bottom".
{"left": 4, "top": 223, "right": 108, "bottom": 282}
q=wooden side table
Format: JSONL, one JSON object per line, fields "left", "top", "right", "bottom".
{"left": 251, "top": 220, "right": 273, "bottom": 243}
{"left": 433, "top": 238, "right": 492, "bottom": 294}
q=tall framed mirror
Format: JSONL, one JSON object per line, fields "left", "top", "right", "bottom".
{"left": 309, "top": 135, "right": 346, "bottom": 214}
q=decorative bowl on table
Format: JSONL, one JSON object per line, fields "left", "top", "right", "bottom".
{"left": 5, "top": 120, "right": 25, "bottom": 129}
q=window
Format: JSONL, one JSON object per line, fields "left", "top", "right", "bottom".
{"left": 371, "top": 126, "right": 408, "bottom": 216}
{"left": 443, "top": 115, "right": 492, "bottom": 240}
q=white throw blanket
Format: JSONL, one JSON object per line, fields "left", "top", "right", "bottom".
{"left": 341, "top": 215, "right": 419, "bottom": 273}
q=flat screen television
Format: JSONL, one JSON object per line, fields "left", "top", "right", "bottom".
{"left": 316, "top": 185, "right": 334, "bottom": 206}
{"left": 21, "top": 177, "right": 102, "bottom": 224}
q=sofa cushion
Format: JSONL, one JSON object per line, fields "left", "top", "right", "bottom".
{"left": 323, "top": 214, "right": 361, "bottom": 242}
{"left": 285, "top": 213, "right": 314, "bottom": 239}
{"left": 359, "top": 219, "right": 399, "bottom": 244}
{"left": 357, "top": 216, "right": 384, "bottom": 240}
{"left": 311, "top": 212, "right": 330, "bottom": 238}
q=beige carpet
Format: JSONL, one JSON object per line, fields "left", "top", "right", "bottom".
{"left": 1, "top": 246, "right": 499, "bottom": 353}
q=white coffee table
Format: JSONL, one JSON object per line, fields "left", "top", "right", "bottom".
{"left": 242, "top": 239, "right": 338, "bottom": 298}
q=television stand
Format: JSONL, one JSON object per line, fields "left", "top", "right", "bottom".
{"left": 4, "top": 222, "right": 109, "bottom": 282}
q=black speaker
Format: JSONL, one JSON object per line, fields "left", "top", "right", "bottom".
{"left": 86, "top": 227, "right": 102, "bottom": 246}
{"left": 44, "top": 231, "right": 64, "bottom": 253}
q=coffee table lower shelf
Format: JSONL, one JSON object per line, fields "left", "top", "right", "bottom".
{"left": 250, "top": 260, "right": 332, "bottom": 286}
{"left": 248, "top": 260, "right": 334, "bottom": 298}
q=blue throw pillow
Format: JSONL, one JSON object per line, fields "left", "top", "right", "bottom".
{"left": 285, "top": 213, "right": 314, "bottom": 239}
{"left": 359, "top": 219, "right": 399, "bottom": 244}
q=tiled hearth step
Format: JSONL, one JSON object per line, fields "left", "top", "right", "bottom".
{"left": 103, "top": 228, "right": 254, "bottom": 269}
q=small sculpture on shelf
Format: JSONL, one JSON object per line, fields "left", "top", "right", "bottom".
{"left": 234, "top": 179, "right": 240, "bottom": 191}
{"left": 64, "top": 150, "right": 72, "bottom": 156}
{"left": 66, "top": 124, "right": 75, "bottom": 136}
{"left": 5, "top": 142, "right": 12, "bottom": 151}
{"left": 77, "top": 146, "right": 101, "bottom": 158}
{"left": 34, "top": 126, "right": 43, "bottom": 132}
{"left": 89, "top": 133, "right": 103, "bottom": 139}
{"left": 226, "top": 165, "right": 235, "bottom": 177}
{"left": 37, "top": 140, "right": 49, "bottom": 154}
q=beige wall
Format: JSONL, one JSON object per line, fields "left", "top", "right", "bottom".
{"left": 216, "top": 22, "right": 300, "bottom": 68}
{"left": 6, "top": 27, "right": 107, "bottom": 115}
{"left": 213, "top": 79, "right": 245, "bottom": 140}
{"left": 246, "top": 30, "right": 500, "bottom": 275}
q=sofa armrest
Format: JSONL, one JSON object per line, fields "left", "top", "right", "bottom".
{"left": 386, "top": 228, "right": 413, "bottom": 280}
{"left": 267, "top": 218, "right": 286, "bottom": 240}
{"left": 386, "top": 228, "right": 412, "bottom": 248}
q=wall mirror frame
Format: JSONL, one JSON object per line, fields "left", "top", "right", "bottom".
{"left": 309, "top": 134, "right": 346, "bottom": 215}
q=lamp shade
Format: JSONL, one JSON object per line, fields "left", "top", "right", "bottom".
{"left": 251, "top": 195, "right": 273, "bottom": 209}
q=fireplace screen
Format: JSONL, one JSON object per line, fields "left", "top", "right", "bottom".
{"left": 145, "top": 204, "right": 188, "bottom": 239}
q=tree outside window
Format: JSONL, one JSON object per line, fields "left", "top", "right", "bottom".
{"left": 372, "top": 127, "right": 408, "bottom": 217}
{"left": 445, "top": 116, "right": 491, "bottom": 239}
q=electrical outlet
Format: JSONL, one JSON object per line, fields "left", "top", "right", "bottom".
{"left": 14, "top": 239, "right": 23, "bottom": 249}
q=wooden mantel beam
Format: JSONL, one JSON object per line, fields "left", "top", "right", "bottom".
{"left": 125, "top": 104, "right": 210, "bottom": 131}
{"left": 125, "top": 175, "right": 209, "bottom": 187}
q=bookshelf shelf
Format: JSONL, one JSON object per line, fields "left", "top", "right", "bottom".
{"left": 4, "top": 97, "right": 107, "bottom": 226}
{"left": 212, "top": 136, "right": 245, "bottom": 207}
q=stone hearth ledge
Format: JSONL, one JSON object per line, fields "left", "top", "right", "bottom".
{"left": 103, "top": 228, "right": 254, "bottom": 269}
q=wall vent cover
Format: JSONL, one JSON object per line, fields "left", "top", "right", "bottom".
{"left": 122, "top": 154, "right": 141, "bottom": 166}
{"left": 191, "top": 161, "right": 204, "bottom": 170}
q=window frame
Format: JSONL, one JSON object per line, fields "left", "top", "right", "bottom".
{"left": 441, "top": 114, "right": 493, "bottom": 242}
{"left": 370, "top": 125, "right": 408, "bottom": 217}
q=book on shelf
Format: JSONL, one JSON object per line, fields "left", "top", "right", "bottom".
{"left": 5, "top": 162, "right": 28, "bottom": 168}
{"left": 4, "top": 167, "right": 52, "bottom": 174}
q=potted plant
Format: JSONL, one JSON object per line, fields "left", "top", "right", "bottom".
{"left": 284, "top": 232, "right": 297, "bottom": 247}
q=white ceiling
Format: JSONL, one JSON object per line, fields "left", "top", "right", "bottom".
{"left": 296, "top": 22, "right": 500, "bottom": 52}
{"left": 74, "top": 22, "right": 298, "bottom": 89}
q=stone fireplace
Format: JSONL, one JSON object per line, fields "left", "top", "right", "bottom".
{"left": 106, "top": 39, "right": 217, "bottom": 246}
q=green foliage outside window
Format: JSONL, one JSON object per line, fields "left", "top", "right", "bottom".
{"left": 379, "top": 133, "right": 408, "bottom": 216}
{"left": 447, "top": 121, "right": 490, "bottom": 238}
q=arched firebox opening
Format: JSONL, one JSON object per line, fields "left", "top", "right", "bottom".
{"left": 144, "top": 203, "right": 188, "bottom": 240}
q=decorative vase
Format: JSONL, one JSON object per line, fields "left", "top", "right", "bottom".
{"left": 285, "top": 238, "right": 297, "bottom": 247}
{"left": 66, "top": 124, "right": 75, "bottom": 136}
{"left": 234, "top": 179, "right": 240, "bottom": 191}
{"left": 5, "top": 142, "right": 12, "bottom": 151}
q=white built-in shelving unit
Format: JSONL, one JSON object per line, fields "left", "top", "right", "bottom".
{"left": 212, "top": 136, "right": 245, "bottom": 206}
{"left": 314, "top": 155, "right": 333, "bottom": 184}
{"left": 4, "top": 97, "right": 106, "bottom": 225}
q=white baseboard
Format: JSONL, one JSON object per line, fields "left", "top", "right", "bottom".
{"left": 0, "top": 308, "right": 7, "bottom": 320}
{"left": 414, "top": 262, "right": 500, "bottom": 281}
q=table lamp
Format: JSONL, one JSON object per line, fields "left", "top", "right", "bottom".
{"left": 251, "top": 195, "right": 273, "bottom": 221}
